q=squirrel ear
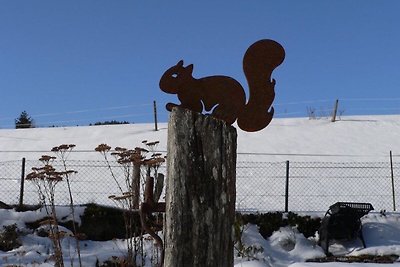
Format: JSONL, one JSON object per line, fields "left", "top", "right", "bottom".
{"left": 185, "top": 64, "right": 194, "bottom": 74}
{"left": 177, "top": 60, "right": 184, "bottom": 67}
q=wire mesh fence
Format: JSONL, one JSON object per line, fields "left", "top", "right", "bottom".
{"left": 287, "top": 161, "right": 397, "bottom": 212}
{"left": 1, "top": 158, "right": 399, "bottom": 212}
{"left": 235, "top": 161, "right": 399, "bottom": 212}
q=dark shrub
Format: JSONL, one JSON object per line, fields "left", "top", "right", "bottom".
{"left": 239, "top": 212, "right": 321, "bottom": 239}
{"left": 25, "top": 204, "right": 142, "bottom": 241}
{"left": 287, "top": 212, "right": 321, "bottom": 238}
{"left": 241, "top": 212, "right": 287, "bottom": 239}
{"left": 0, "top": 224, "right": 21, "bottom": 251}
{"left": 79, "top": 203, "right": 126, "bottom": 240}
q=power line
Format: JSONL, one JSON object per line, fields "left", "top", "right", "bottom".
{"left": 36, "top": 112, "right": 154, "bottom": 126}
{"left": 344, "top": 107, "right": 400, "bottom": 112}
{"left": 274, "top": 99, "right": 333, "bottom": 106}
{"left": 341, "top": 97, "right": 400, "bottom": 102}
{"left": 1, "top": 98, "right": 399, "bottom": 128}
{"left": 0, "top": 103, "right": 153, "bottom": 121}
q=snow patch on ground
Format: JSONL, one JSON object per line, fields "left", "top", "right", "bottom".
{"left": 235, "top": 224, "right": 324, "bottom": 267}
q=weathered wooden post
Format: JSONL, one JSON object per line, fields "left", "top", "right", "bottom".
{"left": 159, "top": 39, "right": 285, "bottom": 267}
{"left": 164, "top": 107, "right": 237, "bottom": 267}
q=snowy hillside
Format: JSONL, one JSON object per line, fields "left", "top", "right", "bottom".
{"left": 1, "top": 114, "right": 400, "bottom": 267}
{"left": 1, "top": 114, "right": 400, "bottom": 211}
{"left": 1, "top": 114, "right": 399, "bottom": 162}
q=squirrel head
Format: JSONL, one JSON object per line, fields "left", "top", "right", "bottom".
{"left": 159, "top": 60, "right": 194, "bottom": 94}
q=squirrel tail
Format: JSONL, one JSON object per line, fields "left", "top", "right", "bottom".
{"left": 237, "top": 39, "right": 285, "bottom": 132}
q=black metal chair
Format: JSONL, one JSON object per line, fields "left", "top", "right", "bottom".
{"left": 318, "top": 202, "right": 374, "bottom": 255}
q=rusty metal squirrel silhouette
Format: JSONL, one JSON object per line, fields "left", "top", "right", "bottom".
{"left": 159, "top": 39, "right": 285, "bottom": 132}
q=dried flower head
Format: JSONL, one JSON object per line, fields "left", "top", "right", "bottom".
{"left": 51, "top": 144, "right": 76, "bottom": 152}
{"left": 95, "top": 144, "right": 111, "bottom": 153}
{"left": 39, "top": 155, "right": 56, "bottom": 162}
{"left": 26, "top": 172, "right": 39, "bottom": 180}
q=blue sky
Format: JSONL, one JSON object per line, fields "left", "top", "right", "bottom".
{"left": 1, "top": 1, "right": 400, "bottom": 128}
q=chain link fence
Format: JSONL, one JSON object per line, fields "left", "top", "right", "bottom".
{"left": 1, "top": 159, "right": 149, "bottom": 208}
{"left": 236, "top": 161, "right": 400, "bottom": 212}
{"left": 1, "top": 158, "right": 399, "bottom": 212}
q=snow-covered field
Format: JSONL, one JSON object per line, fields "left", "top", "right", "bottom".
{"left": 1, "top": 114, "right": 400, "bottom": 266}
{"left": 1, "top": 114, "right": 399, "bottom": 162}
{"left": 1, "top": 207, "right": 400, "bottom": 266}
{"left": 1, "top": 115, "right": 400, "bottom": 211}
{"left": 238, "top": 211, "right": 400, "bottom": 267}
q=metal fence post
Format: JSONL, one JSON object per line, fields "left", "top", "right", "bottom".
{"left": 331, "top": 99, "right": 339, "bottom": 122}
{"left": 153, "top": 100, "right": 158, "bottom": 131}
{"left": 390, "top": 151, "right": 396, "bottom": 211}
{"left": 285, "top": 160, "right": 289, "bottom": 212}
{"left": 19, "top": 157, "right": 26, "bottom": 207}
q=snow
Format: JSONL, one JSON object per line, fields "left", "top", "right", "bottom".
{"left": 236, "top": 213, "right": 400, "bottom": 267}
{"left": 234, "top": 224, "right": 325, "bottom": 267}
{"left": 1, "top": 114, "right": 400, "bottom": 266}
{"left": 291, "top": 264, "right": 400, "bottom": 267}
{"left": 1, "top": 114, "right": 400, "bottom": 162}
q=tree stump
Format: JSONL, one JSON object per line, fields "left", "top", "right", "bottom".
{"left": 164, "top": 107, "right": 237, "bottom": 267}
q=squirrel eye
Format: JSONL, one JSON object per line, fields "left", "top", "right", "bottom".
{"left": 171, "top": 73, "right": 178, "bottom": 78}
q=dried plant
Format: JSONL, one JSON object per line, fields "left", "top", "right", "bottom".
{"left": 95, "top": 141, "right": 166, "bottom": 267}
{"left": 26, "top": 155, "right": 67, "bottom": 267}
{"left": 307, "top": 106, "right": 317, "bottom": 120}
{"left": 52, "top": 144, "right": 82, "bottom": 267}
{"left": 26, "top": 147, "right": 79, "bottom": 267}
{"left": 95, "top": 144, "right": 124, "bottom": 193}
{"left": 142, "top": 141, "right": 165, "bottom": 204}
{"left": 96, "top": 144, "right": 146, "bottom": 266}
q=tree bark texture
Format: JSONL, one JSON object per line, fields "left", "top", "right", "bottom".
{"left": 164, "top": 108, "right": 237, "bottom": 267}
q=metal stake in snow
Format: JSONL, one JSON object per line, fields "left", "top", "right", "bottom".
{"left": 164, "top": 107, "right": 237, "bottom": 267}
